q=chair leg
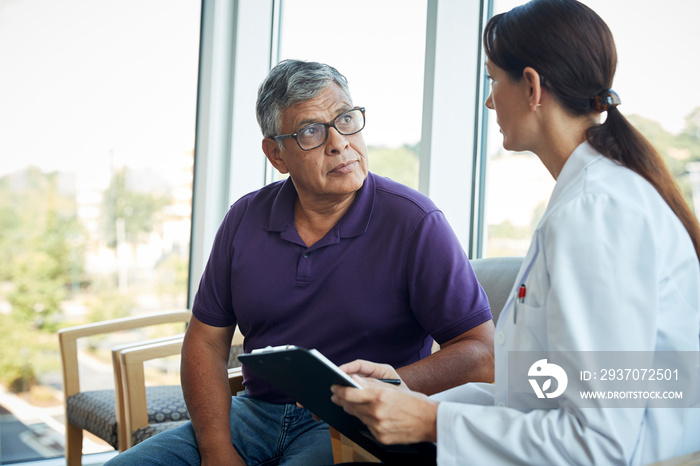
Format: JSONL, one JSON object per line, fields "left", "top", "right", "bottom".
{"left": 329, "top": 427, "right": 381, "bottom": 463}
{"left": 330, "top": 427, "right": 345, "bottom": 464}
{"left": 66, "top": 422, "right": 83, "bottom": 466}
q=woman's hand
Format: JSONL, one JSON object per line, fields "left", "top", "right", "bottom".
{"left": 331, "top": 360, "right": 439, "bottom": 445}
{"left": 338, "top": 359, "right": 403, "bottom": 384}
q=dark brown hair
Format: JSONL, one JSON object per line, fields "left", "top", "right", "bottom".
{"left": 484, "top": 0, "right": 700, "bottom": 261}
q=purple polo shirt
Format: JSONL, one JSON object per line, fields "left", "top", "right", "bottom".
{"left": 192, "top": 172, "right": 491, "bottom": 403}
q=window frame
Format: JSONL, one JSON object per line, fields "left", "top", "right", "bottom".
{"left": 188, "top": 0, "right": 491, "bottom": 304}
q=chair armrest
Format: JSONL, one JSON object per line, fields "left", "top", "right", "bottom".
{"left": 112, "top": 334, "right": 185, "bottom": 451}
{"left": 119, "top": 338, "right": 186, "bottom": 449}
{"left": 228, "top": 367, "right": 244, "bottom": 395}
{"left": 114, "top": 328, "right": 244, "bottom": 402}
{"left": 58, "top": 310, "right": 191, "bottom": 398}
{"left": 232, "top": 328, "right": 244, "bottom": 346}
{"left": 114, "top": 324, "right": 244, "bottom": 450}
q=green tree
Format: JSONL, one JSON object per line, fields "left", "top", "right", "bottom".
{"left": 368, "top": 144, "right": 420, "bottom": 189}
{"left": 155, "top": 253, "right": 189, "bottom": 303}
{"left": 0, "top": 168, "right": 85, "bottom": 328}
{"left": 677, "top": 107, "right": 700, "bottom": 161}
{"left": 682, "top": 107, "right": 700, "bottom": 141}
{"left": 101, "top": 168, "right": 169, "bottom": 248}
{"left": 0, "top": 194, "right": 22, "bottom": 281}
{"left": 627, "top": 114, "right": 695, "bottom": 207}
{"left": 0, "top": 314, "right": 57, "bottom": 393}
{"left": 8, "top": 250, "right": 66, "bottom": 328}
{"left": 627, "top": 114, "right": 686, "bottom": 173}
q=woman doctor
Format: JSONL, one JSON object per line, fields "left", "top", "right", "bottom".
{"left": 330, "top": 0, "right": 700, "bottom": 464}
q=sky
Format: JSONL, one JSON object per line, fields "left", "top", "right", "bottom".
{"left": 0, "top": 0, "right": 201, "bottom": 179}
{"left": 1, "top": 0, "right": 699, "bottom": 178}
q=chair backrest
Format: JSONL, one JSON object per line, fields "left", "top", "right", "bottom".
{"left": 470, "top": 257, "right": 523, "bottom": 324}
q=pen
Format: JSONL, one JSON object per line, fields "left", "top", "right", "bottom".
{"left": 515, "top": 284, "right": 526, "bottom": 324}
{"left": 377, "top": 378, "right": 402, "bottom": 385}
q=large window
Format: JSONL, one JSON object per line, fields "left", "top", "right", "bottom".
{"left": 482, "top": 0, "right": 700, "bottom": 257}
{"left": 278, "top": 0, "right": 427, "bottom": 189}
{"left": 0, "top": 0, "right": 200, "bottom": 462}
{"left": 190, "top": 0, "right": 486, "bottom": 257}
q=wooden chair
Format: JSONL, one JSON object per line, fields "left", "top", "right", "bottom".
{"left": 115, "top": 329, "right": 244, "bottom": 449}
{"left": 330, "top": 427, "right": 381, "bottom": 463}
{"left": 109, "top": 334, "right": 184, "bottom": 452}
{"left": 58, "top": 310, "right": 191, "bottom": 466}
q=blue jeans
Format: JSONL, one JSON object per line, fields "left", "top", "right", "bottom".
{"left": 105, "top": 394, "right": 334, "bottom": 465}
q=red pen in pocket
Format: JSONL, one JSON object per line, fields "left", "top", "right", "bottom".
{"left": 514, "top": 284, "right": 526, "bottom": 323}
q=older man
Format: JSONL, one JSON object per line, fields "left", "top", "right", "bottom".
{"left": 106, "top": 59, "right": 493, "bottom": 466}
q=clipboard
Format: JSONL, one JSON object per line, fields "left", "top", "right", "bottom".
{"left": 238, "top": 345, "right": 436, "bottom": 465}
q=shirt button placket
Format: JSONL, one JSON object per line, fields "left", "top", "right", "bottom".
{"left": 296, "top": 250, "right": 312, "bottom": 284}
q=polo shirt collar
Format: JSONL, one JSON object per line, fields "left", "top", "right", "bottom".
{"left": 339, "top": 172, "right": 374, "bottom": 238}
{"left": 265, "top": 173, "right": 375, "bottom": 239}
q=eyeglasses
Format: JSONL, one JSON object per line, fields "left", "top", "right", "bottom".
{"left": 272, "top": 107, "right": 365, "bottom": 151}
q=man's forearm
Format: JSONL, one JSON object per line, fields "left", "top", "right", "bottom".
{"left": 180, "top": 319, "right": 239, "bottom": 460}
{"left": 181, "top": 353, "right": 233, "bottom": 452}
{"left": 396, "top": 321, "right": 495, "bottom": 395}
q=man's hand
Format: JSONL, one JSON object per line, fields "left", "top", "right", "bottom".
{"left": 200, "top": 444, "right": 246, "bottom": 466}
{"left": 331, "top": 360, "right": 438, "bottom": 445}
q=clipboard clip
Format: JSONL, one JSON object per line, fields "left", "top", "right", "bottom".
{"left": 252, "top": 344, "right": 297, "bottom": 353}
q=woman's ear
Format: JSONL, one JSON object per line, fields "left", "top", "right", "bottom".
{"left": 262, "top": 138, "right": 289, "bottom": 174}
{"left": 523, "top": 67, "right": 543, "bottom": 110}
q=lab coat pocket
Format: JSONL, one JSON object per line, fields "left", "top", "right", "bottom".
{"left": 511, "top": 302, "right": 547, "bottom": 351}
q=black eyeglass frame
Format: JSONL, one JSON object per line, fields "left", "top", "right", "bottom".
{"left": 272, "top": 107, "right": 366, "bottom": 151}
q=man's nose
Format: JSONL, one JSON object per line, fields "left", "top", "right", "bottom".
{"left": 325, "top": 126, "right": 349, "bottom": 153}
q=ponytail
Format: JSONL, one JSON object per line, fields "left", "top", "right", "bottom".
{"left": 587, "top": 109, "right": 700, "bottom": 262}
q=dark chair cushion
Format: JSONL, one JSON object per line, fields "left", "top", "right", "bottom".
{"left": 66, "top": 385, "right": 190, "bottom": 449}
{"left": 66, "top": 389, "right": 118, "bottom": 448}
{"left": 144, "top": 386, "right": 190, "bottom": 423}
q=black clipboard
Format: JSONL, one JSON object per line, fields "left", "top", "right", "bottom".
{"left": 238, "top": 345, "right": 436, "bottom": 465}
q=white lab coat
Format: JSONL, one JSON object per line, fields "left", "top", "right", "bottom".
{"left": 434, "top": 142, "right": 700, "bottom": 465}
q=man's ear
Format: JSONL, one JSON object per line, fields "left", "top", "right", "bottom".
{"left": 262, "top": 138, "right": 289, "bottom": 174}
{"left": 522, "top": 66, "right": 543, "bottom": 110}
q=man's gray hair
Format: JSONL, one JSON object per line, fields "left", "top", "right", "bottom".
{"left": 256, "top": 59, "right": 352, "bottom": 139}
